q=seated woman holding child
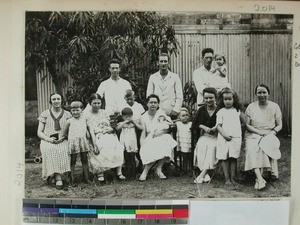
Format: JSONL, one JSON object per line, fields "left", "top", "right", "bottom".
{"left": 139, "top": 94, "right": 177, "bottom": 181}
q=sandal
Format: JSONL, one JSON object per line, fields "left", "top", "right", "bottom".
{"left": 55, "top": 180, "right": 63, "bottom": 190}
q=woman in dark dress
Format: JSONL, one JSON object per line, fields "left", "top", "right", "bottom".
{"left": 191, "top": 87, "right": 219, "bottom": 184}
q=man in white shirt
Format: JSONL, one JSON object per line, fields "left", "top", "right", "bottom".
{"left": 96, "top": 59, "right": 132, "bottom": 116}
{"left": 193, "top": 48, "right": 230, "bottom": 106}
{"left": 146, "top": 53, "right": 183, "bottom": 119}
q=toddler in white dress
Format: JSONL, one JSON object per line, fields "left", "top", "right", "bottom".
{"left": 175, "top": 108, "right": 192, "bottom": 173}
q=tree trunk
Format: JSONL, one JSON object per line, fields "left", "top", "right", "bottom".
{"left": 53, "top": 79, "right": 64, "bottom": 97}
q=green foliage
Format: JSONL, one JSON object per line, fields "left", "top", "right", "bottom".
{"left": 182, "top": 81, "right": 197, "bottom": 118}
{"left": 26, "top": 12, "right": 178, "bottom": 104}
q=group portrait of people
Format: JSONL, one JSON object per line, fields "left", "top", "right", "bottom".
{"left": 37, "top": 47, "right": 283, "bottom": 192}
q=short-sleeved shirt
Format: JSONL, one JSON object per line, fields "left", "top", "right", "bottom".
{"left": 118, "top": 102, "right": 145, "bottom": 121}
{"left": 38, "top": 109, "right": 72, "bottom": 138}
{"left": 68, "top": 116, "right": 89, "bottom": 139}
{"left": 96, "top": 77, "right": 132, "bottom": 115}
{"left": 245, "top": 101, "right": 282, "bottom": 130}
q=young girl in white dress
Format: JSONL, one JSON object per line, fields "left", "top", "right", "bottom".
{"left": 116, "top": 107, "right": 143, "bottom": 179}
{"left": 64, "top": 101, "right": 97, "bottom": 184}
{"left": 216, "top": 88, "right": 245, "bottom": 185}
{"left": 175, "top": 108, "right": 192, "bottom": 173}
{"left": 213, "top": 53, "right": 230, "bottom": 91}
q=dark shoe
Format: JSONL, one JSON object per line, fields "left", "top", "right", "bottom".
{"left": 268, "top": 171, "right": 278, "bottom": 181}
{"left": 47, "top": 176, "right": 56, "bottom": 187}
{"left": 270, "top": 175, "right": 278, "bottom": 181}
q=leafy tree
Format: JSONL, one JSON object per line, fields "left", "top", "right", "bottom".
{"left": 26, "top": 12, "right": 71, "bottom": 94}
{"left": 25, "top": 12, "right": 178, "bottom": 105}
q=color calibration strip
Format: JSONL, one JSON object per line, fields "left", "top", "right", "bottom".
{"left": 23, "top": 199, "right": 189, "bottom": 224}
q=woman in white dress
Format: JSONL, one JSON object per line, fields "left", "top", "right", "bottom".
{"left": 244, "top": 84, "right": 282, "bottom": 190}
{"left": 139, "top": 94, "right": 177, "bottom": 181}
{"left": 85, "top": 93, "right": 125, "bottom": 181}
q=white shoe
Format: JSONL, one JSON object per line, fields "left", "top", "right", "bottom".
{"left": 98, "top": 175, "right": 104, "bottom": 182}
{"left": 117, "top": 174, "right": 126, "bottom": 180}
{"left": 204, "top": 174, "right": 211, "bottom": 182}
{"left": 139, "top": 171, "right": 147, "bottom": 181}
{"left": 194, "top": 176, "right": 204, "bottom": 184}
{"left": 155, "top": 171, "right": 166, "bottom": 179}
{"left": 254, "top": 178, "right": 266, "bottom": 190}
{"left": 257, "top": 178, "right": 266, "bottom": 190}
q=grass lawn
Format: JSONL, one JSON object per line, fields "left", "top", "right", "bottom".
{"left": 25, "top": 135, "right": 291, "bottom": 199}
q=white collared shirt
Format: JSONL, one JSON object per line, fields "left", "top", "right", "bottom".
{"left": 146, "top": 70, "right": 183, "bottom": 115}
{"left": 97, "top": 77, "right": 131, "bottom": 115}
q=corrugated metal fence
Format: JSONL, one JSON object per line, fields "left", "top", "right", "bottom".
{"left": 169, "top": 33, "right": 292, "bottom": 133}
{"left": 37, "top": 33, "right": 292, "bottom": 133}
{"left": 36, "top": 63, "right": 73, "bottom": 114}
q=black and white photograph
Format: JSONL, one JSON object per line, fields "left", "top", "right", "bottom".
{"left": 24, "top": 11, "right": 293, "bottom": 199}
{"left": 3, "top": 1, "right": 300, "bottom": 225}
